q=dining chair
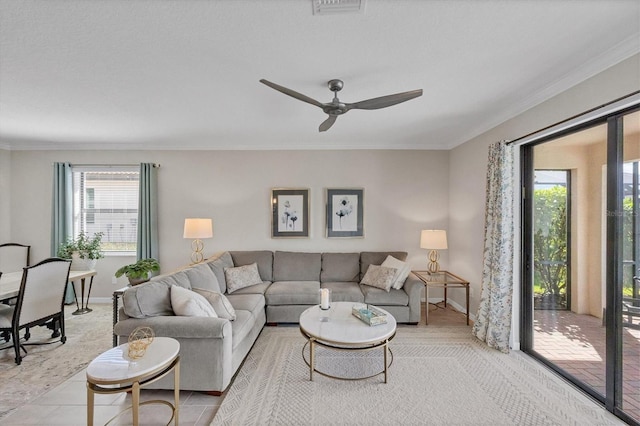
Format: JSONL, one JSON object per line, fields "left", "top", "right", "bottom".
{"left": 0, "top": 258, "right": 71, "bottom": 365}
{"left": 0, "top": 243, "right": 31, "bottom": 273}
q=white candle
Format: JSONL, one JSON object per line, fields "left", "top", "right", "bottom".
{"left": 320, "top": 288, "right": 330, "bottom": 309}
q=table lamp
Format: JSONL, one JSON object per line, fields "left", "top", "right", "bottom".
{"left": 183, "top": 218, "right": 213, "bottom": 264}
{"left": 420, "top": 229, "right": 447, "bottom": 273}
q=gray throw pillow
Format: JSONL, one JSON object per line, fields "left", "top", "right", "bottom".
{"left": 360, "top": 264, "right": 397, "bottom": 292}
{"left": 224, "top": 262, "right": 262, "bottom": 294}
{"left": 193, "top": 288, "right": 237, "bottom": 320}
{"left": 184, "top": 262, "right": 221, "bottom": 292}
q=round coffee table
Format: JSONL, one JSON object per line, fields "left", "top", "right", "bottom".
{"left": 86, "top": 336, "right": 180, "bottom": 426}
{"left": 299, "top": 301, "right": 396, "bottom": 383}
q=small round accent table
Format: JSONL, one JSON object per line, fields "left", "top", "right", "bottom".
{"left": 299, "top": 302, "right": 396, "bottom": 383}
{"left": 86, "top": 337, "right": 180, "bottom": 426}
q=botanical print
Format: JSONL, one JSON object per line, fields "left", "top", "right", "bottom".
{"left": 326, "top": 188, "right": 364, "bottom": 238}
{"left": 271, "top": 188, "right": 309, "bottom": 238}
{"left": 278, "top": 195, "right": 303, "bottom": 232}
{"left": 332, "top": 195, "right": 358, "bottom": 231}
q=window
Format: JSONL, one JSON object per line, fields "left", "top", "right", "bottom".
{"left": 71, "top": 166, "right": 139, "bottom": 254}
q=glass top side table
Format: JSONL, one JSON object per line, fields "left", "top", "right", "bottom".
{"left": 412, "top": 270, "right": 470, "bottom": 326}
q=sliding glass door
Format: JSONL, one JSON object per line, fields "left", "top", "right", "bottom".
{"left": 522, "top": 107, "right": 640, "bottom": 425}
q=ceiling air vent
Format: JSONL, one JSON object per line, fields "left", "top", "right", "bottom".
{"left": 312, "top": 0, "right": 365, "bottom": 15}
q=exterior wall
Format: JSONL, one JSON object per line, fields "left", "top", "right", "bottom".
{"left": 8, "top": 149, "right": 449, "bottom": 299}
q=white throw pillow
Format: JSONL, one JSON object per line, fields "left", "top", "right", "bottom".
{"left": 193, "top": 288, "right": 237, "bottom": 321}
{"left": 170, "top": 285, "right": 218, "bottom": 317}
{"left": 224, "top": 263, "right": 262, "bottom": 294}
{"left": 381, "top": 255, "right": 411, "bottom": 290}
{"left": 360, "top": 264, "right": 397, "bottom": 292}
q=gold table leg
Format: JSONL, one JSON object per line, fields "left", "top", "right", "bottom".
{"left": 87, "top": 382, "right": 94, "bottom": 426}
{"left": 383, "top": 341, "right": 388, "bottom": 383}
{"left": 309, "top": 338, "right": 315, "bottom": 381}
{"left": 132, "top": 381, "right": 140, "bottom": 426}
{"left": 174, "top": 359, "right": 180, "bottom": 425}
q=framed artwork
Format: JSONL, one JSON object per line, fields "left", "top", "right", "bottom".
{"left": 271, "top": 188, "right": 310, "bottom": 238}
{"left": 326, "top": 188, "right": 364, "bottom": 238}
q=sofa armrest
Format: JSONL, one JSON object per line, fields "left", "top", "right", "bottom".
{"left": 404, "top": 272, "right": 424, "bottom": 323}
{"left": 114, "top": 315, "right": 232, "bottom": 339}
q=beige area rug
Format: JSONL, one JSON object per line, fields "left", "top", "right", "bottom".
{"left": 0, "top": 303, "right": 112, "bottom": 420}
{"left": 212, "top": 326, "right": 622, "bottom": 426}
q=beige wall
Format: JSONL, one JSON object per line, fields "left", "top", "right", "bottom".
{"left": 449, "top": 54, "right": 640, "bottom": 330}
{"left": 7, "top": 149, "right": 449, "bottom": 299}
{"left": 0, "top": 149, "right": 10, "bottom": 243}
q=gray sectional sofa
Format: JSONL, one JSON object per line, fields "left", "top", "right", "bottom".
{"left": 114, "top": 250, "right": 422, "bottom": 393}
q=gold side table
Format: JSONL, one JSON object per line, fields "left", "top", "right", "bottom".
{"left": 412, "top": 270, "right": 470, "bottom": 326}
{"left": 86, "top": 337, "right": 180, "bottom": 426}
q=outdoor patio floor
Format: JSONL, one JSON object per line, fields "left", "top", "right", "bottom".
{"left": 534, "top": 310, "right": 640, "bottom": 422}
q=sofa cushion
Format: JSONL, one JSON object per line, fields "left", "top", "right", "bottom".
{"left": 265, "top": 281, "right": 320, "bottom": 305}
{"left": 360, "top": 284, "right": 410, "bottom": 306}
{"left": 193, "top": 288, "right": 236, "bottom": 320}
{"left": 205, "top": 251, "right": 234, "bottom": 293}
{"left": 170, "top": 285, "right": 218, "bottom": 317}
{"left": 231, "top": 310, "right": 255, "bottom": 350}
{"left": 122, "top": 274, "right": 191, "bottom": 318}
{"left": 225, "top": 263, "right": 263, "bottom": 294}
{"left": 360, "top": 265, "right": 397, "bottom": 292}
{"left": 320, "top": 252, "right": 360, "bottom": 282}
{"left": 170, "top": 270, "right": 192, "bottom": 289}
{"left": 360, "top": 251, "right": 407, "bottom": 279}
{"left": 230, "top": 251, "right": 273, "bottom": 282}
{"left": 184, "top": 262, "right": 221, "bottom": 293}
{"left": 274, "top": 251, "right": 321, "bottom": 281}
{"left": 226, "top": 293, "right": 265, "bottom": 314}
{"left": 381, "top": 255, "right": 411, "bottom": 290}
{"left": 321, "top": 281, "right": 365, "bottom": 303}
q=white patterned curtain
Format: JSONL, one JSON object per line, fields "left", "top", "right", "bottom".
{"left": 472, "top": 141, "right": 515, "bottom": 353}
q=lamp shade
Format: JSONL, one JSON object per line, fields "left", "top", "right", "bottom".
{"left": 420, "top": 230, "right": 447, "bottom": 250}
{"left": 183, "top": 218, "right": 213, "bottom": 239}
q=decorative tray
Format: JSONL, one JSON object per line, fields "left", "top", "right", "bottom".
{"left": 352, "top": 304, "right": 388, "bottom": 326}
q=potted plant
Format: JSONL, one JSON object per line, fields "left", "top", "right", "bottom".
{"left": 115, "top": 258, "right": 160, "bottom": 285}
{"left": 57, "top": 232, "right": 104, "bottom": 270}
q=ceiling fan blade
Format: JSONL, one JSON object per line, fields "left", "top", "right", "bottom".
{"left": 319, "top": 115, "right": 337, "bottom": 132}
{"left": 259, "top": 79, "right": 323, "bottom": 108}
{"left": 347, "top": 89, "right": 423, "bottom": 111}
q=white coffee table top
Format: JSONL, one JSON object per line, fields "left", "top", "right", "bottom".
{"left": 299, "top": 302, "right": 396, "bottom": 346}
{"left": 86, "top": 337, "right": 179, "bottom": 384}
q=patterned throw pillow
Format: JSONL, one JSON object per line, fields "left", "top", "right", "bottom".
{"left": 381, "top": 255, "right": 411, "bottom": 290}
{"left": 360, "top": 264, "right": 397, "bottom": 292}
{"left": 224, "top": 262, "right": 262, "bottom": 294}
{"left": 193, "top": 288, "right": 237, "bottom": 320}
{"left": 170, "top": 285, "right": 218, "bottom": 317}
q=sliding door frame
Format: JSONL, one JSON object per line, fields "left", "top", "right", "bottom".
{"left": 520, "top": 103, "right": 640, "bottom": 425}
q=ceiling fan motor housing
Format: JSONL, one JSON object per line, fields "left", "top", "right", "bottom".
{"left": 328, "top": 79, "right": 344, "bottom": 92}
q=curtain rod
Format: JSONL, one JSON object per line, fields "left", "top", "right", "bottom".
{"left": 506, "top": 90, "right": 640, "bottom": 146}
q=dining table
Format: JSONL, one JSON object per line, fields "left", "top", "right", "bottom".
{"left": 0, "top": 269, "right": 98, "bottom": 315}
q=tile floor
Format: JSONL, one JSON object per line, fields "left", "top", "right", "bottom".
{"left": 2, "top": 302, "right": 469, "bottom": 425}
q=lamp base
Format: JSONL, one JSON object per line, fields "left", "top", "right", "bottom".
{"left": 191, "top": 239, "right": 205, "bottom": 264}
{"left": 427, "top": 250, "right": 440, "bottom": 273}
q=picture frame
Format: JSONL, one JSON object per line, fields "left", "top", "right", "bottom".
{"left": 271, "top": 188, "right": 310, "bottom": 238}
{"left": 326, "top": 188, "right": 364, "bottom": 238}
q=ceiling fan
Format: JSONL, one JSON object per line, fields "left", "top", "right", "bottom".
{"left": 259, "top": 79, "right": 423, "bottom": 132}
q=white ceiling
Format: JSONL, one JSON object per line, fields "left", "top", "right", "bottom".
{"left": 0, "top": 0, "right": 638, "bottom": 151}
